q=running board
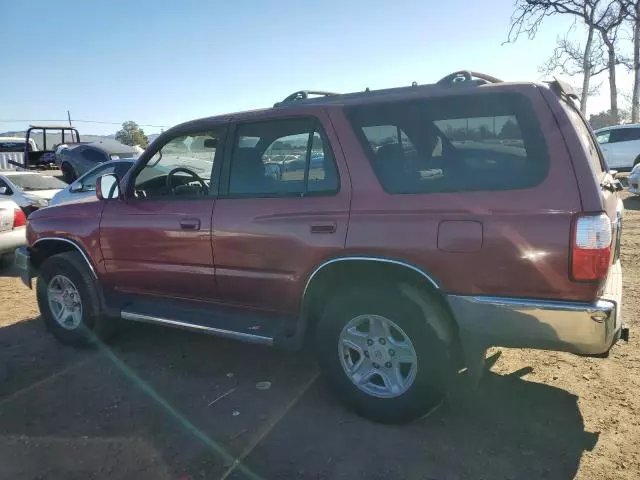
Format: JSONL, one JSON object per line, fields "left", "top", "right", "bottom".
{"left": 121, "top": 311, "right": 274, "bottom": 346}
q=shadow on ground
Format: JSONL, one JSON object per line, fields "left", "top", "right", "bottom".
{"left": 623, "top": 195, "right": 640, "bottom": 211}
{"left": 0, "top": 261, "right": 19, "bottom": 278}
{"left": 0, "top": 321, "right": 598, "bottom": 480}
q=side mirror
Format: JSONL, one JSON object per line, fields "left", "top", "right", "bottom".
{"left": 0, "top": 186, "right": 7, "bottom": 195}
{"left": 96, "top": 174, "right": 120, "bottom": 200}
{"left": 69, "top": 182, "right": 84, "bottom": 193}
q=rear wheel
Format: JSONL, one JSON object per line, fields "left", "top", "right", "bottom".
{"left": 36, "top": 252, "right": 115, "bottom": 347}
{"left": 315, "top": 285, "right": 453, "bottom": 424}
{"left": 61, "top": 163, "right": 77, "bottom": 184}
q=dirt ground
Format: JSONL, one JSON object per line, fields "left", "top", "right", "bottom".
{"left": 0, "top": 195, "right": 639, "bottom": 480}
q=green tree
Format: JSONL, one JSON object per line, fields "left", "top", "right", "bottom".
{"left": 589, "top": 109, "right": 630, "bottom": 129}
{"left": 115, "top": 121, "right": 149, "bottom": 147}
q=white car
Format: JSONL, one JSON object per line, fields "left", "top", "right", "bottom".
{"left": 50, "top": 159, "right": 134, "bottom": 206}
{"left": 595, "top": 124, "right": 640, "bottom": 171}
{"left": 0, "top": 197, "right": 26, "bottom": 266}
{"left": 629, "top": 163, "right": 640, "bottom": 195}
{"left": 0, "top": 171, "right": 66, "bottom": 213}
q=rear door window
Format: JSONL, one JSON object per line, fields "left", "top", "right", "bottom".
{"left": 347, "top": 93, "right": 548, "bottom": 194}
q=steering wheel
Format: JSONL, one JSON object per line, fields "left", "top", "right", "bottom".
{"left": 166, "top": 167, "right": 207, "bottom": 195}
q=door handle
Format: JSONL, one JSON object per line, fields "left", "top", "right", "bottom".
{"left": 310, "top": 222, "right": 337, "bottom": 234}
{"left": 179, "top": 218, "right": 201, "bottom": 230}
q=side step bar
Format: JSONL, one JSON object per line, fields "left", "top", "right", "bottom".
{"left": 121, "top": 311, "right": 274, "bottom": 346}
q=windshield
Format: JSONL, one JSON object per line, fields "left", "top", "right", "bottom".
{"left": 7, "top": 174, "right": 66, "bottom": 191}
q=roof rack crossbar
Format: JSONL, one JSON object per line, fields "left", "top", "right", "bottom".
{"left": 274, "top": 90, "right": 339, "bottom": 107}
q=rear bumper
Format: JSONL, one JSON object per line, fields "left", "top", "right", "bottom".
{"left": 0, "top": 227, "right": 26, "bottom": 257}
{"left": 447, "top": 261, "right": 624, "bottom": 355}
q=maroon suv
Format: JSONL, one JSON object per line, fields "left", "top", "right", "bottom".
{"left": 15, "top": 71, "right": 627, "bottom": 423}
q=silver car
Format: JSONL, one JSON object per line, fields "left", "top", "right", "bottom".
{"left": 0, "top": 171, "right": 66, "bottom": 213}
{"left": 50, "top": 159, "right": 135, "bottom": 206}
{"left": 0, "top": 197, "right": 26, "bottom": 267}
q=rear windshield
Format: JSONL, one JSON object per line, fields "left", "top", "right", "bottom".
{"left": 6, "top": 174, "right": 66, "bottom": 191}
{"left": 0, "top": 141, "right": 30, "bottom": 153}
{"left": 347, "top": 92, "right": 549, "bottom": 194}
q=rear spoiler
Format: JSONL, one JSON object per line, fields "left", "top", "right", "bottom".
{"left": 546, "top": 78, "right": 580, "bottom": 103}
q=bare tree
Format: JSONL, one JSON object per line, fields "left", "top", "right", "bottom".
{"left": 619, "top": 1, "right": 640, "bottom": 121}
{"left": 509, "top": 1, "right": 626, "bottom": 121}
{"left": 539, "top": 28, "right": 608, "bottom": 111}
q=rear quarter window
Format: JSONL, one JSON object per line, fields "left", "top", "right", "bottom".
{"left": 347, "top": 92, "right": 549, "bottom": 194}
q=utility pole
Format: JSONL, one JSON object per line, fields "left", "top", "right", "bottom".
{"left": 67, "top": 110, "right": 72, "bottom": 126}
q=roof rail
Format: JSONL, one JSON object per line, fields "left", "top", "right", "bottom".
{"left": 436, "top": 71, "right": 503, "bottom": 86}
{"left": 274, "top": 90, "right": 339, "bottom": 107}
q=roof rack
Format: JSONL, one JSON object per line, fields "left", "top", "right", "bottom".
{"left": 274, "top": 90, "right": 339, "bottom": 107}
{"left": 272, "top": 71, "right": 504, "bottom": 108}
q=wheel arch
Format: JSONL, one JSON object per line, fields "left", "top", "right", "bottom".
{"left": 31, "top": 237, "right": 97, "bottom": 279}
{"left": 298, "top": 257, "right": 459, "bottom": 349}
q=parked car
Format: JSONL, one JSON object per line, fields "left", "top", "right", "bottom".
{"left": 55, "top": 140, "right": 138, "bottom": 183}
{"left": 0, "top": 171, "right": 66, "bottom": 213}
{"left": 0, "top": 197, "right": 26, "bottom": 267}
{"left": 15, "top": 71, "right": 627, "bottom": 424}
{"left": 0, "top": 137, "right": 39, "bottom": 171}
{"left": 595, "top": 124, "right": 640, "bottom": 171}
{"left": 50, "top": 160, "right": 135, "bottom": 206}
{"left": 283, "top": 152, "right": 325, "bottom": 172}
{"left": 629, "top": 163, "right": 640, "bottom": 195}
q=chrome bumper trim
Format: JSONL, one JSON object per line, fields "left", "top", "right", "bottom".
{"left": 447, "top": 262, "right": 623, "bottom": 355}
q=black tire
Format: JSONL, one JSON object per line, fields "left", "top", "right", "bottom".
{"left": 315, "top": 285, "right": 453, "bottom": 424}
{"left": 61, "top": 163, "right": 77, "bottom": 184}
{"left": 36, "top": 252, "right": 115, "bottom": 347}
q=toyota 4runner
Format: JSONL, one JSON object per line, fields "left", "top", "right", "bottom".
{"left": 15, "top": 71, "right": 628, "bottom": 424}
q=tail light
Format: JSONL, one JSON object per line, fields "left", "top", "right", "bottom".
{"left": 571, "top": 213, "right": 612, "bottom": 281}
{"left": 13, "top": 208, "right": 26, "bottom": 228}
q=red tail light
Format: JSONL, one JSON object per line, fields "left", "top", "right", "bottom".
{"left": 13, "top": 208, "right": 26, "bottom": 228}
{"left": 571, "top": 213, "right": 612, "bottom": 281}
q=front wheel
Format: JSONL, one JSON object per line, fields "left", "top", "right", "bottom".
{"left": 315, "top": 285, "right": 453, "bottom": 424}
{"left": 36, "top": 252, "right": 115, "bottom": 347}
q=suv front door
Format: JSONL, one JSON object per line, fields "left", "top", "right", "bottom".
{"left": 99, "top": 126, "right": 225, "bottom": 301}
{"left": 212, "top": 113, "right": 350, "bottom": 314}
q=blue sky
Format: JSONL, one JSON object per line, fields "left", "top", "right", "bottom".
{"left": 0, "top": 0, "right": 630, "bottom": 135}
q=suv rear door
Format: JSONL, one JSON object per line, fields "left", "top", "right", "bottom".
{"left": 211, "top": 111, "right": 350, "bottom": 315}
